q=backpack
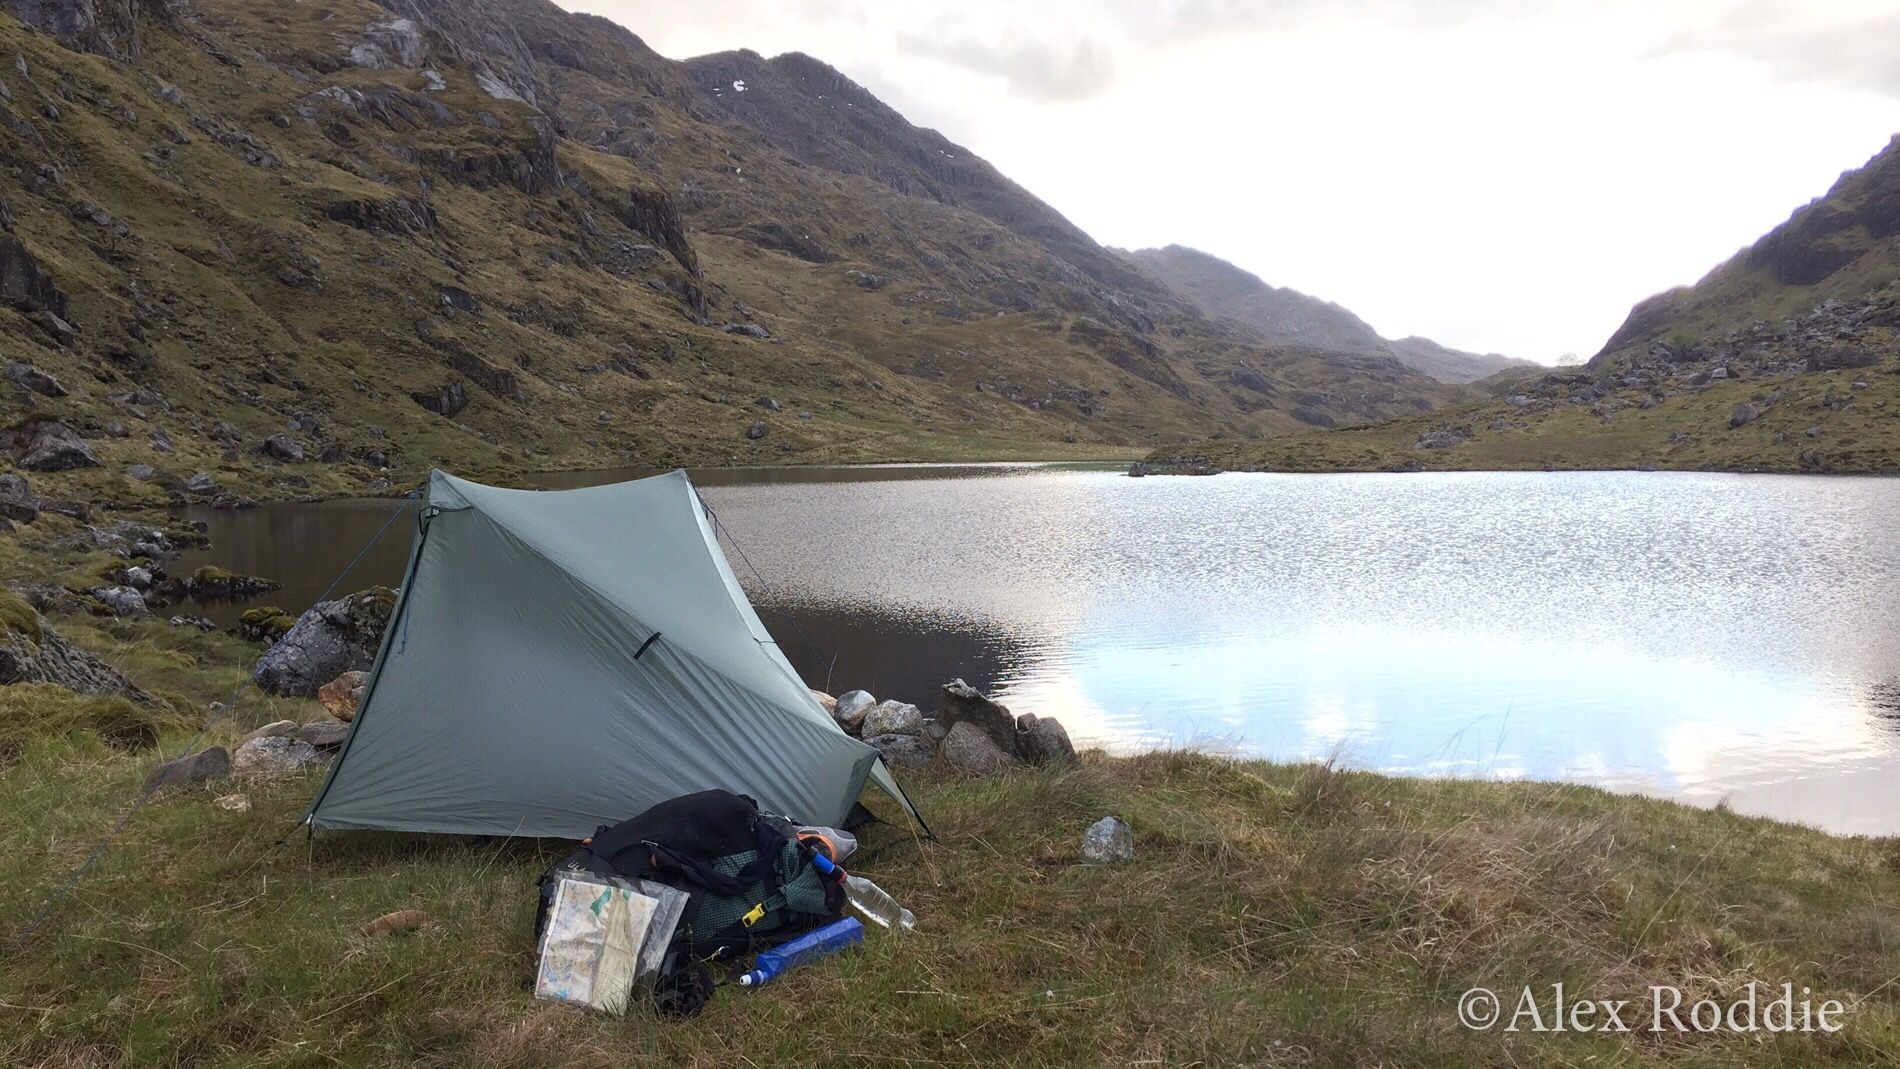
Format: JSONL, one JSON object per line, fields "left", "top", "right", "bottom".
{"left": 534, "top": 789, "right": 845, "bottom": 959}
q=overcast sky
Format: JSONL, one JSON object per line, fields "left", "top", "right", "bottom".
{"left": 566, "top": 1, "right": 1899, "bottom": 363}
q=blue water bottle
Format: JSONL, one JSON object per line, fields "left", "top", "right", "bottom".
{"left": 735, "top": 917, "right": 865, "bottom": 987}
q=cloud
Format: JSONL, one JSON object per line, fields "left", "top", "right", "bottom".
{"left": 895, "top": 31, "right": 1117, "bottom": 102}
{"left": 1646, "top": 2, "right": 1900, "bottom": 98}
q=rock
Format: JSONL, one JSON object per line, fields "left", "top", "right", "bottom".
{"left": 940, "top": 721, "right": 1018, "bottom": 775}
{"left": 185, "top": 471, "right": 219, "bottom": 494}
{"left": 1016, "top": 713, "right": 1078, "bottom": 768}
{"left": 745, "top": 421, "right": 768, "bottom": 439}
{"left": 293, "top": 720, "right": 350, "bottom": 750}
{"left": 3, "top": 420, "right": 98, "bottom": 471}
{"left": 144, "top": 746, "right": 231, "bottom": 795}
{"left": 1806, "top": 426, "right": 1823, "bottom": 438}
{"left": 213, "top": 793, "right": 250, "bottom": 812}
{"left": 167, "top": 615, "right": 215, "bottom": 631}
{"left": 1079, "top": 816, "right": 1135, "bottom": 864}
{"left": 318, "top": 669, "right": 368, "bottom": 722}
{"left": 1729, "top": 403, "right": 1761, "bottom": 429}
{"left": 5, "top": 360, "right": 65, "bottom": 396}
{"left": 861, "top": 700, "right": 923, "bottom": 738}
{"left": 1414, "top": 428, "right": 1470, "bottom": 450}
{"left": 125, "top": 463, "right": 156, "bottom": 481}
{"left": 923, "top": 719, "right": 948, "bottom": 743}
{"left": 177, "top": 566, "right": 279, "bottom": 599}
{"left": 344, "top": 17, "right": 427, "bottom": 69}
{"left": 832, "top": 689, "right": 875, "bottom": 731}
{"left": 412, "top": 381, "right": 468, "bottom": 418}
{"left": 260, "top": 435, "right": 305, "bottom": 462}
{"left": 233, "top": 735, "right": 321, "bottom": 775}
{"left": 252, "top": 588, "right": 395, "bottom": 696}
{"left": 0, "top": 472, "right": 39, "bottom": 523}
{"left": 0, "top": 600, "right": 152, "bottom": 703}
{"left": 936, "top": 678, "right": 1020, "bottom": 759}
{"left": 241, "top": 719, "right": 298, "bottom": 745}
{"left": 865, "top": 732, "right": 935, "bottom": 770}
{"left": 92, "top": 585, "right": 147, "bottom": 617}
{"left": 235, "top": 606, "right": 296, "bottom": 644}
{"left": 0, "top": 234, "right": 68, "bottom": 318}
{"left": 122, "top": 566, "right": 153, "bottom": 589}
{"left": 722, "top": 322, "right": 771, "bottom": 339}
{"left": 755, "top": 396, "right": 782, "bottom": 412}
{"left": 808, "top": 689, "right": 837, "bottom": 715}
{"left": 1709, "top": 367, "right": 1730, "bottom": 380}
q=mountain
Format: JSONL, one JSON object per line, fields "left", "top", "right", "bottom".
{"left": 1122, "top": 244, "right": 1529, "bottom": 384}
{"left": 1145, "top": 136, "right": 1900, "bottom": 474}
{"left": 0, "top": 0, "right": 1455, "bottom": 507}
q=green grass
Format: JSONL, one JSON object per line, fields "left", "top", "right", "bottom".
{"left": 2, "top": 620, "right": 1898, "bottom": 1066}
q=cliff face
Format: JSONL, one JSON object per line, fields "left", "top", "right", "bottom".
{"left": 1124, "top": 245, "right": 1529, "bottom": 384}
{"left": 0, "top": 0, "right": 1455, "bottom": 505}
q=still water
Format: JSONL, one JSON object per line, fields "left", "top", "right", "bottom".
{"left": 177, "top": 466, "right": 1900, "bottom": 835}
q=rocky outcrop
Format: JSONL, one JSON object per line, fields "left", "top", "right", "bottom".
{"left": 411, "top": 381, "right": 469, "bottom": 418}
{"left": 617, "top": 185, "right": 705, "bottom": 317}
{"left": 0, "top": 237, "right": 63, "bottom": 319}
{"left": 3, "top": 420, "right": 98, "bottom": 471}
{"left": 323, "top": 195, "right": 437, "bottom": 236}
{"left": 0, "top": 592, "right": 153, "bottom": 703}
{"left": 4, "top": 0, "right": 159, "bottom": 61}
{"left": 6, "top": 361, "right": 66, "bottom": 397}
{"left": 0, "top": 473, "right": 40, "bottom": 524}
{"left": 252, "top": 587, "right": 396, "bottom": 697}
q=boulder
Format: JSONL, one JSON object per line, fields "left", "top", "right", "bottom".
{"left": 0, "top": 234, "right": 67, "bottom": 317}
{"left": 252, "top": 587, "right": 396, "bottom": 696}
{"left": 185, "top": 471, "right": 219, "bottom": 494}
{"left": 940, "top": 721, "right": 1017, "bottom": 776}
{"left": 745, "top": 421, "right": 768, "bottom": 439}
{"left": 233, "top": 735, "right": 321, "bottom": 775}
{"left": 1079, "top": 816, "right": 1135, "bottom": 864}
{"left": 144, "top": 746, "right": 231, "bottom": 795}
{"left": 4, "top": 420, "right": 98, "bottom": 471}
{"left": 0, "top": 600, "right": 152, "bottom": 703}
{"left": 1016, "top": 713, "right": 1078, "bottom": 768}
{"left": 0, "top": 472, "right": 39, "bottom": 523}
{"left": 860, "top": 699, "right": 923, "bottom": 738}
{"left": 317, "top": 669, "right": 368, "bottom": 721}
{"left": 92, "top": 585, "right": 147, "bottom": 617}
{"left": 412, "top": 381, "right": 468, "bottom": 418}
{"left": 125, "top": 463, "right": 156, "bottom": 481}
{"left": 936, "top": 679, "right": 1019, "bottom": 759}
{"left": 293, "top": 720, "right": 350, "bottom": 749}
{"left": 865, "top": 732, "right": 935, "bottom": 770}
{"left": 240, "top": 719, "right": 297, "bottom": 745}
{"left": 5, "top": 360, "right": 65, "bottom": 397}
{"left": 1729, "top": 403, "right": 1761, "bottom": 429}
{"left": 833, "top": 689, "right": 875, "bottom": 731}
{"left": 260, "top": 435, "right": 305, "bottom": 462}
{"left": 808, "top": 688, "right": 837, "bottom": 715}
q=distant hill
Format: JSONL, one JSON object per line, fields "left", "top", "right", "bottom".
{"left": 1122, "top": 245, "right": 1530, "bottom": 384}
{"left": 1144, "top": 135, "right": 1900, "bottom": 475}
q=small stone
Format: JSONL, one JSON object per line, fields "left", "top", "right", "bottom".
{"left": 861, "top": 700, "right": 923, "bottom": 737}
{"left": 1079, "top": 816, "right": 1135, "bottom": 864}
{"left": 125, "top": 463, "right": 156, "bottom": 481}
{"left": 864, "top": 732, "right": 935, "bottom": 770}
{"left": 233, "top": 735, "right": 320, "bottom": 775}
{"left": 213, "top": 793, "right": 250, "bottom": 812}
{"left": 293, "top": 720, "right": 349, "bottom": 750}
{"left": 241, "top": 719, "right": 298, "bottom": 744}
{"left": 745, "top": 421, "right": 768, "bottom": 439}
{"left": 833, "top": 689, "right": 875, "bottom": 731}
{"left": 755, "top": 396, "right": 782, "bottom": 412}
{"left": 1729, "top": 403, "right": 1760, "bottom": 429}
{"left": 941, "top": 721, "right": 1018, "bottom": 775}
{"left": 145, "top": 746, "right": 231, "bottom": 794}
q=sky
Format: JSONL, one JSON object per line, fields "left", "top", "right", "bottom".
{"left": 565, "top": 1, "right": 1900, "bottom": 363}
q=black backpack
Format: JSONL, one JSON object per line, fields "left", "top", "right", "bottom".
{"left": 534, "top": 789, "right": 845, "bottom": 959}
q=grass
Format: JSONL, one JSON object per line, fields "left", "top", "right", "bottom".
{"left": 2, "top": 623, "right": 1899, "bottom": 1066}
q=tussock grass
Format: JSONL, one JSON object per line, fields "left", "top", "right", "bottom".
{"left": 1, "top": 627, "right": 1898, "bottom": 1065}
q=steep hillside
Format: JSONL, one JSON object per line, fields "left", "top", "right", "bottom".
{"left": 1123, "top": 244, "right": 1529, "bottom": 383}
{"left": 1147, "top": 136, "right": 1900, "bottom": 474}
{"left": 0, "top": 0, "right": 1455, "bottom": 513}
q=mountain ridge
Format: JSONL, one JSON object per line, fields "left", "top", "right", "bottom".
{"left": 1121, "top": 244, "right": 1531, "bottom": 384}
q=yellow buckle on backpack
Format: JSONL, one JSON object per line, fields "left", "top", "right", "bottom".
{"left": 741, "top": 902, "right": 766, "bottom": 928}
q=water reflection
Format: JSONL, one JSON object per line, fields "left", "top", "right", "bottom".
{"left": 177, "top": 466, "right": 1900, "bottom": 835}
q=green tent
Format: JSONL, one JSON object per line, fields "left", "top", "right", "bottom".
{"left": 304, "top": 469, "right": 924, "bottom": 839}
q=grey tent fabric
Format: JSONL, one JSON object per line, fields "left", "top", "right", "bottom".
{"left": 305, "top": 469, "right": 925, "bottom": 839}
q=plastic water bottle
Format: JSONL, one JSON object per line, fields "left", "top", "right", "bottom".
{"left": 735, "top": 918, "right": 864, "bottom": 987}
{"left": 808, "top": 853, "right": 917, "bottom": 931}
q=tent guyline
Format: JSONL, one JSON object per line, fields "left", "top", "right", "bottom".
{"left": 303, "top": 468, "right": 928, "bottom": 840}
{"left": 2, "top": 490, "right": 419, "bottom": 958}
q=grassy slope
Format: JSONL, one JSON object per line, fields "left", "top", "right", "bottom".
{"left": 1150, "top": 362, "right": 1900, "bottom": 474}
{"left": 3, "top": 614, "right": 1899, "bottom": 1067}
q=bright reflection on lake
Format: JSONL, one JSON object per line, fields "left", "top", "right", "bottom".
{"left": 180, "top": 466, "right": 1900, "bottom": 835}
